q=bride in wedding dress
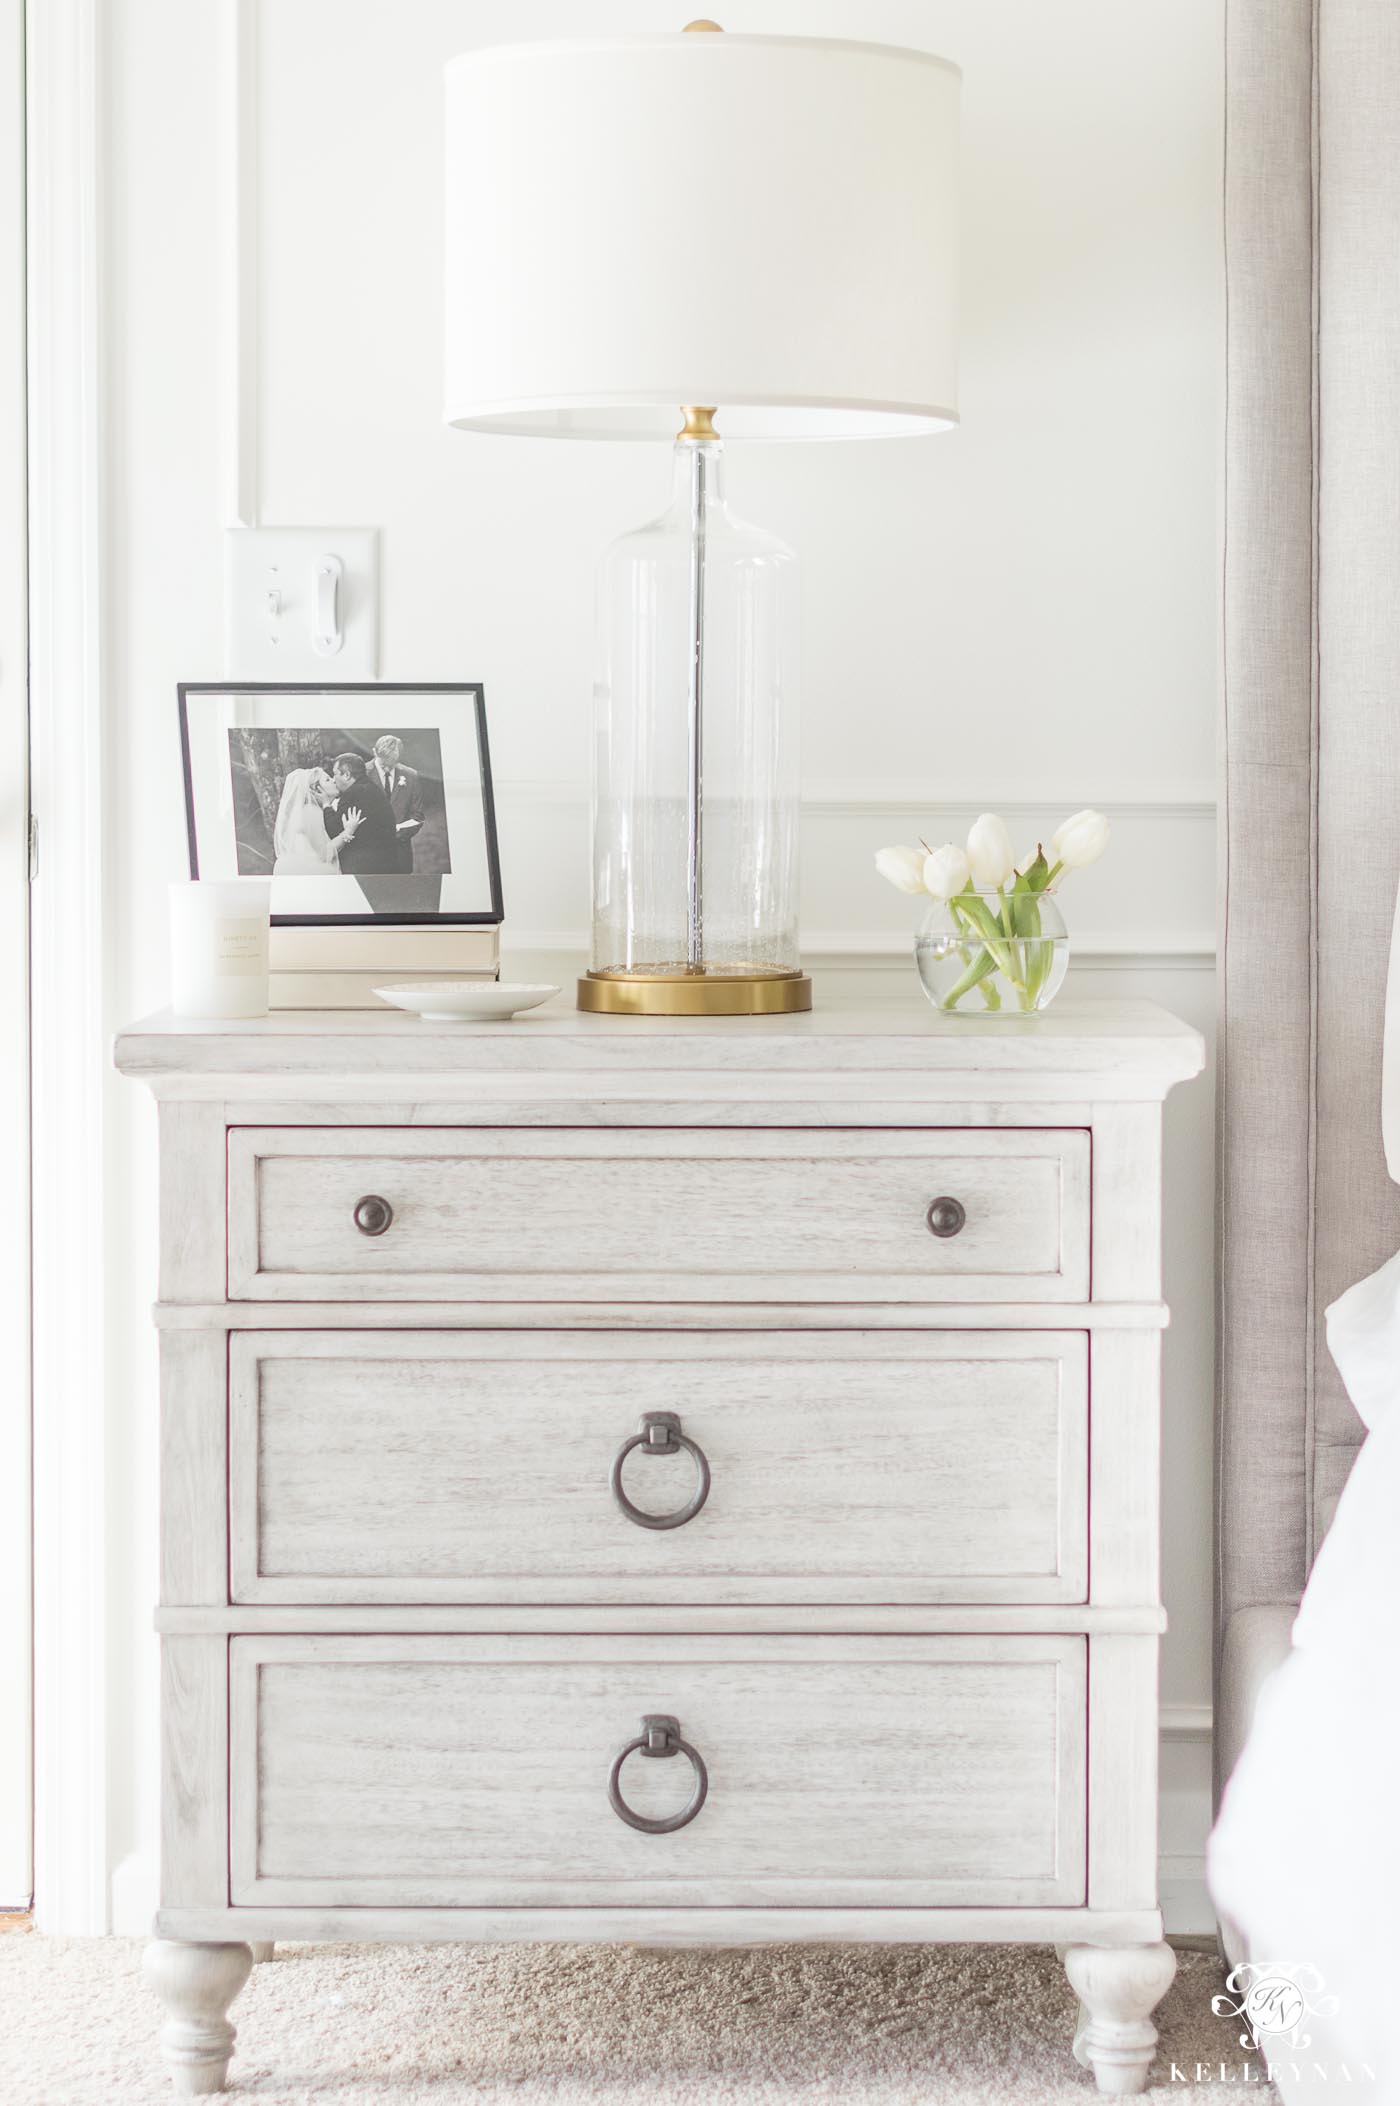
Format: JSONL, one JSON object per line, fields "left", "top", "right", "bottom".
{"left": 272, "top": 767, "right": 363, "bottom": 876}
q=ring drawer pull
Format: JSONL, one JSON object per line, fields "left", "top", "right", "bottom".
{"left": 608, "top": 1714, "right": 709, "bottom": 1834}
{"left": 609, "top": 1411, "right": 711, "bottom": 1531}
{"left": 352, "top": 1194, "right": 394, "bottom": 1237}
{"left": 925, "top": 1195, "right": 966, "bottom": 1239}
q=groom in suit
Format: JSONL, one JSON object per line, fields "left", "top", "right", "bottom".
{"left": 328, "top": 747, "right": 442, "bottom": 916}
{"left": 329, "top": 753, "right": 397, "bottom": 876}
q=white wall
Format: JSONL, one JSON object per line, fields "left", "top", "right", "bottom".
{"left": 96, "top": 0, "right": 1223, "bottom": 1931}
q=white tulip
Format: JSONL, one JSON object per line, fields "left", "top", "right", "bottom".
{"left": 1051, "top": 808, "right": 1111, "bottom": 870}
{"left": 922, "top": 844, "right": 971, "bottom": 901}
{"left": 966, "top": 812, "right": 1016, "bottom": 889}
{"left": 873, "top": 844, "right": 928, "bottom": 896}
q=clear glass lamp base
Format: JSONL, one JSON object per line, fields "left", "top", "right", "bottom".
{"left": 577, "top": 968, "right": 813, "bottom": 1016}
{"left": 588, "top": 431, "right": 803, "bottom": 1022}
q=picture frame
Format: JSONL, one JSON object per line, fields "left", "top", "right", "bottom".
{"left": 178, "top": 682, "right": 503, "bottom": 927}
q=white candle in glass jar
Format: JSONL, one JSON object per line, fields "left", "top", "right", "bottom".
{"left": 169, "top": 881, "right": 271, "bottom": 1018}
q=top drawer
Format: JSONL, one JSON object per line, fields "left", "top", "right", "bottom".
{"left": 226, "top": 1127, "right": 1090, "bottom": 1304}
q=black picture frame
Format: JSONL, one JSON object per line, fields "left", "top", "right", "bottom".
{"left": 177, "top": 682, "right": 503, "bottom": 928}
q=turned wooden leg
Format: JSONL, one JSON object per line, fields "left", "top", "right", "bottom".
{"left": 1050, "top": 1943, "right": 1090, "bottom": 2052}
{"left": 1063, "top": 1943, "right": 1177, "bottom": 2095}
{"left": 247, "top": 1942, "right": 275, "bottom": 1964}
{"left": 143, "top": 1941, "right": 254, "bottom": 2095}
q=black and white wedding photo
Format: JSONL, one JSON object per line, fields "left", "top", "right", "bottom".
{"left": 179, "top": 683, "right": 501, "bottom": 925}
{"left": 229, "top": 726, "right": 450, "bottom": 915}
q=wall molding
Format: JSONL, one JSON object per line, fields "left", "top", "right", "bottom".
{"left": 802, "top": 935, "right": 1218, "bottom": 971}
{"left": 1160, "top": 1703, "right": 1213, "bottom": 1741}
{"left": 1159, "top": 1855, "right": 1214, "bottom": 1936}
{"left": 800, "top": 785, "right": 1218, "bottom": 820}
{"left": 110, "top": 1848, "right": 158, "bottom": 1939}
{"left": 219, "top": 0, "right": 258, "bottom": 527}
{"left": 494, "top": 779, "right": 1218, "bottom": 819}
{"left": 508, "top": 932, "right": 1218, "bottom": 972}
{"left": 26, "top": 0, "right": 109, "bottom": 1935}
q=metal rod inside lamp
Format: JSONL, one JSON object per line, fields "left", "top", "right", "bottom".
{"left": 681, "top": 404, "right": 716, "bottom": 972}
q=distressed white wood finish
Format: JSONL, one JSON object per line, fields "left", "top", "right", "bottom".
{"left": 1064, "top": 1942, "right": 1178, "bottom": 2097}
{"left": 230, "top": 1331, "right": 1088, "bottom": 1606}
{"left": 1088, "top": 1636, "right": 1161, "bottom": 1913}
{"left": 159, "top": 1604, "right": 1168, "bottom": 1637}
{"left": 158, "top": 1903, "right": 1168, "bottom": 1947}
{"left": 160, "top": 1639, "right": 228, "bottom": 1913}
{"left": 115, "top": 998, "right": 1203, "bottom": 2094}
{"left": 220, "top": 1091, "right": 1106, "bottom": 1122}
{"left": 160, "top": 1102, "right": 231, "bottom": 1304}
{"left": 160, "top": 1333, "right": 229, "bottom": 1608}
{"left": 1087, "top": 1331, "right": 1163, "bottom": 1610}
{"left": 114, "top": 997, "right": 1207, "bottom": 1094}
{"left": 161, "top": 1296, "right": 1171, "bottom": 1331}
{"left": 143, "top": 1941, "right": 253, "bottom": 2097}
{"left": 229, "top": 1635, "right": 1086, "bottom": 1910}
{"left": 1088, "top": 1105, "right": 1164, "bottom": 1303}
{"left": 227, "top": 1126, "right": 1091, "bottom": 1305}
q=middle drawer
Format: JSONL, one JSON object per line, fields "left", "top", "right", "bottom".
{"left": 229, "top": 1330, "right": 1088, "bottom": 1606}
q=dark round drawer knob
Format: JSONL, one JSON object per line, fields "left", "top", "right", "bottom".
{"left": 610, "top": 1412, "right": 711, "bottom": 1531}
{"left": 926, "top": 1196, "right": 966, "bottom": 1239}
{"left": 352, "top": 1194, "right": 394, "bottom": 1237}
{"left": 608, "top": 1714, "right": 709, "bottom": 1834}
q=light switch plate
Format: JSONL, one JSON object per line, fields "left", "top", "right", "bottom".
{"left": 225, "top": 527, "right": 379, "bottom": 679}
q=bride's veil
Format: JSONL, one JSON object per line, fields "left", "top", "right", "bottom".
{"left": 273, "top": 768, "right": 315, "bottom": 865}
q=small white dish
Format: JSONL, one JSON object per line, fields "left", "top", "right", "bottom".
{"left": 374, "top": 982, "right": 560, "bottom": 1023}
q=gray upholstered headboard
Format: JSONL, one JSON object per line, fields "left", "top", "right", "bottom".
{"left": 1217, "top": 0, "right": 1400, "bottom": 1793}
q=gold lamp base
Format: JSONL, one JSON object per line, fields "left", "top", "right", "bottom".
{"left": 577, "top": 969, "right": 812, "bottom": 1017}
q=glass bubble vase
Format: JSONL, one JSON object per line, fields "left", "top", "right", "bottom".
{"left": 915, "top": 889, "right": 1069, "bottom": 1016}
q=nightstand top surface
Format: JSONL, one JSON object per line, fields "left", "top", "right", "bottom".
{"left": 116, "top": 994, "right": 1205, "bottom": 1095}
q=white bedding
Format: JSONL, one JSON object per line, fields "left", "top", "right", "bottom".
{"left": 1208, "top": 1251, "right": 1400, "bottom": 2102}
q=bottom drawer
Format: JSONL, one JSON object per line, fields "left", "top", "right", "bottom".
{"left": 230, "top": 1635, "right": 1086, "bottom": 1909}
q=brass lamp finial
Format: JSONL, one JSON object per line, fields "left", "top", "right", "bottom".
{"left": 679, "top": 29, "right": 721, "bottom": 437}
{"left": 679, "top": 28, "right": 721, "bottom": 440}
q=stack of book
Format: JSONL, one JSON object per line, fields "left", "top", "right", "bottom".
{"left": 269, "top": 925, "right": 501, "bottom": 1010}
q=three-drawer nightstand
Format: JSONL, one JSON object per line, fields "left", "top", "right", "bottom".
{"left": 116, "top": 995, "right": 1203, "bottom": 2096}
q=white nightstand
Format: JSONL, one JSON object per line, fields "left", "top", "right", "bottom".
{"left": 116, "top": 995, "right": 1203, "bottom": 2096}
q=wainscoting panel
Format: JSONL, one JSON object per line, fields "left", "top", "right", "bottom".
{"left": 494, "top": 784, "right": 1217, "bottom": 969}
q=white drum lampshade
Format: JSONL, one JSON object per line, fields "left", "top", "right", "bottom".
{"left": 444, "top": 34, "right": 959, "bottom": 439}
{"left": 444, "top": 30, "right": 960, "bottom": 1009}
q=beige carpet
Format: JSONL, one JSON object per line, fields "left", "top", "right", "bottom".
{"left": 0, "top": 1930, "right": 1269, "bottom": 2104}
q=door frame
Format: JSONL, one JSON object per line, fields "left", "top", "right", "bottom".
{"left": 0, "top": 0, "right": 31, "bottom": 1918}
{"left": 26, "top": 0, "right": 109, "bottom": 1933}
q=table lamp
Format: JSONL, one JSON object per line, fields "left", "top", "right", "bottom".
{"left": 444, "top": 26, "right": 960, "bottom": 1014}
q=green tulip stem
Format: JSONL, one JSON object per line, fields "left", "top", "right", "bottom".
{"left": 924, "top": 853, "right": 1067, "bottom": 1014}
